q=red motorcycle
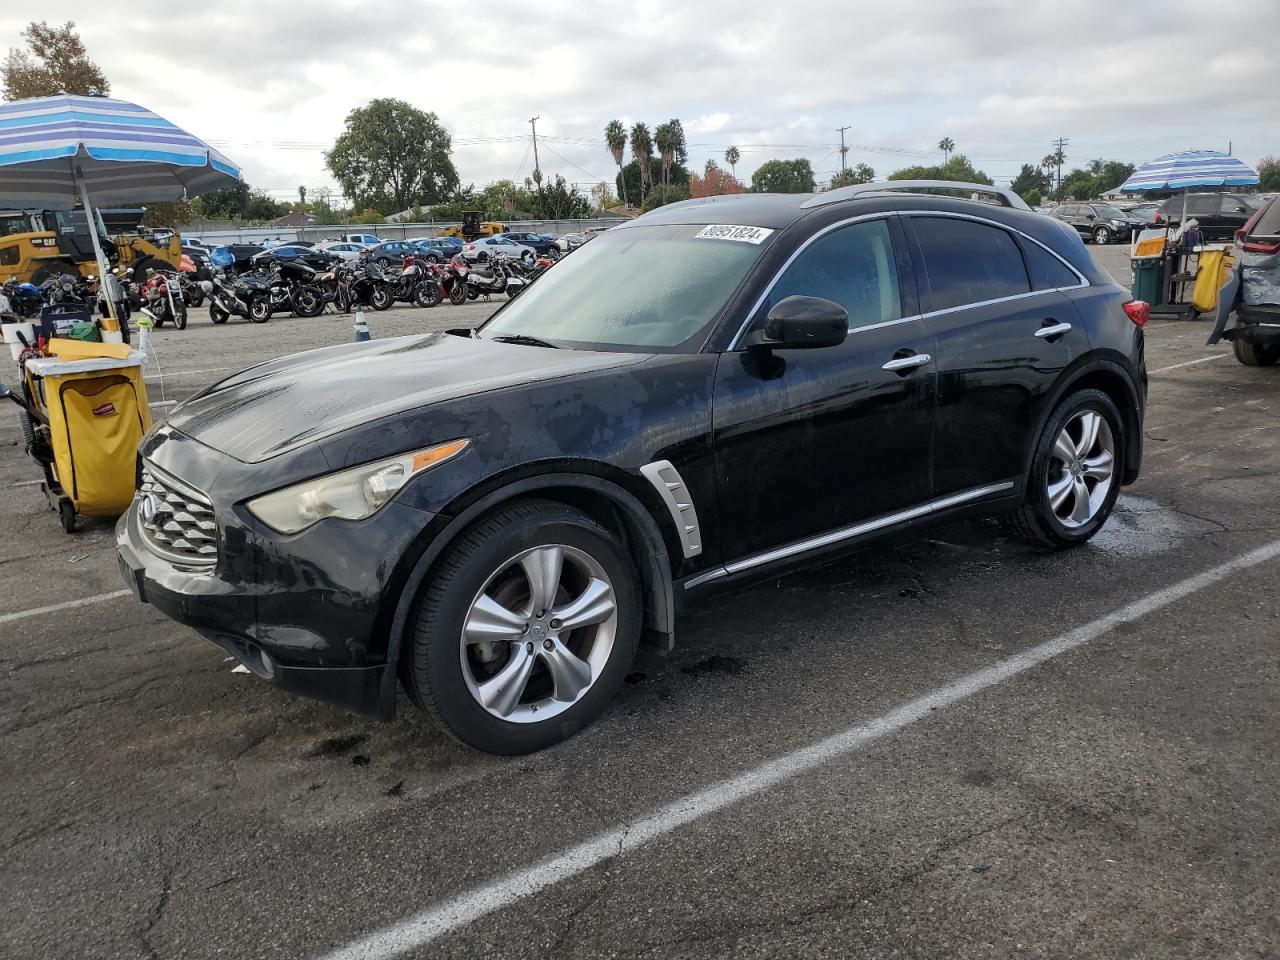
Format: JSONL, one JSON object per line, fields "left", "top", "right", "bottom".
{"left": 139, "top": 269, "right": 188, "bottom": 330}
{"left": 435, "top": 256, "right": 469, "bottom": 305}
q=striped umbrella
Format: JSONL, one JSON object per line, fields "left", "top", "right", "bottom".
{"left": 0, "top": 93, "right": 240, "bottom": 208}
{"left": 1118, "top": 150, "right": 1259, "bottom": 193}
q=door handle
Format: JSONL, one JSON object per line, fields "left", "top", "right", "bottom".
{"left": 1035, "top": 321, "right": 1073, "bottom": 339}
{"left": 881, "top": 353, "right": 932, "bottom": 372}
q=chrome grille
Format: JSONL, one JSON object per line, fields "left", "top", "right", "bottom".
{"left": 138, "top": 462, "right": 218, "bottom": 565}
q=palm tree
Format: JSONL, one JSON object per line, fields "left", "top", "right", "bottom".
{"left": 630, "top": 122, "right": 653, "bottom": 202}
{"left": 605, "top": 119, "right": 628, "bottom": 208}
{"left": 654, "top": 122, "right": 677, "bottom": 204}
{"left": 724, "top": 145, "right": 740, "bottom": 180}
{"left": 938, "top": 137, "right": 955, "bottom": 164}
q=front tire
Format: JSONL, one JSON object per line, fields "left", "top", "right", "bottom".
{"left": 449, "top": 280, "right": 467, "bottom": 305}
{"left": 1093, "top": 226, "right": 1112, "bottom": 245}
{"left": 248, "top": 296, "right": 271, "bottom": 323}
{"left": 173, "top": 301, "right": 188, "bottom": 330}
{"left": 209, "top": 301, "right": 229, "bottom": 324}
{"left": 405, "top": 499, "right": 641, "bottom": 755}
{"left": 1007, "top": 389, "right": 1124, "bottom": 549}
{"left": 370, "top": 285, "right": 393, "bottom": 311}
{"left": 1233, "top": 339, "right": 1280, "bottom": 366}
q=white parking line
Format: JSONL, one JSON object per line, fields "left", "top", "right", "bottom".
{"left": 318, "top": 536, "right": 1280, "bottom": 960}
{"left": 1150, "top": 354, "right": 1228, "bottom": 374}
{"left": 0, "top": 589, "right": 132, "bottom": 626}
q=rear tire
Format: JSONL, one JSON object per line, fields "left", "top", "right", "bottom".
{"left": 405, "top": 499, "right": 640, "bottom": 755}
{"left": 1232, "top": 339, "right": 1280, "bottom": 366}
{"left": 209, "top": 302, "right": 229, "bottom": 324}
{"left": 1093, "top": 226, "right": 1112, "bottom": 245}
{"left": 1007, "top": 389, "right": 1124, "bottom": 549}
{"left": 294, "top": 286, "right": 324, "bottom": 317}
{"left": 31, "top": 261, "right": 79, "bottom": 286}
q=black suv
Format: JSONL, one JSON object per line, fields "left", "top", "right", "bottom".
{"left": 1051, "top": 202, "right": 1146, "bottom": 245}
{"left": 117, "top": 183, "right": 1148, "bottom": 754}
{"left": 1155, "top": 192, "right": 1263, "bottom": 242}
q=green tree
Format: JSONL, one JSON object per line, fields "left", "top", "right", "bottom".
{"left": 887, "top": 155, "right": 993, "bottom": 185}
{"left": 616, "top": 158, "right": 688, "bottom": 208}
{"left": 666, "top": 118, "right": 688, "bottom": 166}
{"left": 1022, "top": 188, "right": 1042, "bottom": 208}
{"left": 641, "top": 183, "right": 690, "bottom": 212}
{"left": 750, "top": 158, "right": 816, "bottom": 193}
{"left": 478, "top": 179, "right": 535, "bottom": 219}
{"left": 1259, "top": 156, "right": 1280, "bottom": 193}
{"left": 938, "top": 137, "right": 955, "bottom": 163}
{"left": 325, "top": 98, "right": 459, "bottom": 216}
{"left": 654, "top": 121, "right": 679, "bottom": 203}
{"left": 828, "top": 163, "right": 875, "bottom": 189}
{"left": 630, "top": 123, "right": 653, "bottom": 201}
{"left": 188, "top": 180, "right": 284, "bottom": 221}
{"left": 1011, "top": 163, "right": 1051, "bottom": 199}
{"left": 724, "top": 146, "right": 740, "bottom": 179}
{"left": 3, "top": 21, "right": 108, "bottom": 100}
{"left": 525, "top": 174, "right": 592, "bottom": 219}
{"left": 605, "top": 119, "right": 629, "bottom": 208}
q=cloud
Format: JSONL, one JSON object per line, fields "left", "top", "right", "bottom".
{"left": 2, "top": 0, "right": 1276, "bottom": 197}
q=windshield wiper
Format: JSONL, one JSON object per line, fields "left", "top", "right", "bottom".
{"left": 489, "top": 334, "right": 562, "bottom": 349}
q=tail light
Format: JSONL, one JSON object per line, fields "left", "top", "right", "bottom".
{"left": 1242, "top": 238, "right": 1280, "bottom": 255}
{"left": 1152, "top": 211, "right": 1161, "bottom": 223}
{"left": 1123, "top": 300, "right": 1150, "bottom": 327}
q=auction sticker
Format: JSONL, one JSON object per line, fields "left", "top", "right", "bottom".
{"left": 695, "top": 224, "right": 774, "bottom": 244}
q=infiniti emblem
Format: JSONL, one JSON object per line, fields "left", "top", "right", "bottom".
{"left": 140, "top": 493, "right": 161, "bottom": 523}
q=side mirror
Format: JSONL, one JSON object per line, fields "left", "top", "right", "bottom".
{"left": 1085, "top": 212, "right": 1096, "bottom": 219}
{"left": 758, "top": 296, "right": 848, "bottom": 349}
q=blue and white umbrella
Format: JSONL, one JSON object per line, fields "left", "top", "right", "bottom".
{"left": 0, "top": 93, "right": 240, "bottom": 208}
{"left": 1118, "top": 150, "right": 1259, "bottom": 193}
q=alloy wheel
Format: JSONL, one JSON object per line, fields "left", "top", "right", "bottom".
{"left": 460, "top": 544, "right": 618, "bottom": 723}
{"left": 1046, "top": 410, "right": 1115, "bottom": 529}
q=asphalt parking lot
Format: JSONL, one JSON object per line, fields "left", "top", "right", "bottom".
{"left": 4, "top": 244, "right": 1280, "bottom": 959}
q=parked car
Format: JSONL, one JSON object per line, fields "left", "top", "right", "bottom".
{"left": 557, "top": 232, "right": 586, "bottom": 253}
{"left": 316, "top": 241, "right": 368, "bottom": 263}
{"left": 461, "top": 235, "right": 535, "bottom": 263}
{"left": 409, "top": 238, "right": 457, "bottom": 263}
{"left": 1122, "top": 203, "right": 1160, "bottom": 225}
{"left": 1154, "top": 192, "right": 1264, "bottom": 242}
{"left": 500, "top": 232, "right": 560, "bottom": 257}
{"left": 334, "top": 233, "right": 381, "bottom": 246}
{"left": 250, "top": 245, "right": 338, "bottom": 271}
{"left": 1209, "top": 195, "right": 1280, "bottom": 365}
{"left": 1050, "top": 202, "right": 1146, "bottom": 245}
{"left": 181, "top": 244, "right": 213, "bottom": 280}
{"left": 366, "top": 241, "right": 421, "bottom": 266}
{"left": 117, "top": 182, "right": 1146, "bottom": 754}
{"left": 208, "top": 243, "right": 265, "bottom": 275}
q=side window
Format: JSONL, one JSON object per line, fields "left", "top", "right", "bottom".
{"left": 760, "top": 219, "right": 901, "bottom": 331}
{"left": 1021, "top": 239, "right": 1080, "bottom": 291}
{"left": 913, "top": 217, "right": 1031, "bottom": 311}
{"left": 1187, "top": 196, "right": 1216, "bottom": 216}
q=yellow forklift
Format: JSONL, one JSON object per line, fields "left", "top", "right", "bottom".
{"left": 0, "top": 207, "right": 182, "bottom": 287}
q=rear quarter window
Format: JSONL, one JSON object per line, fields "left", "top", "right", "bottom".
{"left": 1020, "top": 238, "right": 1081, "bottom": 290}
{"left": 913, "top": 217, "right": 1031, "bottom": 311}
{"left": 1250, "top": 200, "right": 1280, "bottom": 238}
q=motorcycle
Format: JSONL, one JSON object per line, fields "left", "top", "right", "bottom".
{"left": 2, "top": 279, "right": 44, "bottom": 318}
{"left": 179, "top": 270, "right": 211, "bottom": 308}
{"left": 436, "top": 256, "right": 469, "bottom": 305}
{"left": 139, "top": 269, "right": 188, "bottom": 330}
{"left": 465, "top": 256, "right": 527, "bottom": 300}
{"left": 346, "top": 260, "right": 393, "bottom": 311}
{"left": 262, "top": 260, "right": 324, "bottom": 318}
{"left": 386, "top": 254, "right": 441, "bottom": 308}
{"left": 208, "top": 268, "right": 272, "bottom": 324}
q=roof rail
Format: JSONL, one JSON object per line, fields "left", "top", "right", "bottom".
{"left": 802, "top": 180, "right": 1031, "bottom": 212}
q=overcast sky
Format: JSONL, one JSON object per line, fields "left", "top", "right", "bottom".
{"left": 4, "top": 0, "right": 1277, "bottom": 203}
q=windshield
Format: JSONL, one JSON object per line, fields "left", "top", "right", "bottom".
{"left": 1095, "top": 206, "right": 1126, "bottom": 219}
{"left": 479, "top": 223, "right": 769, "bottom": 351}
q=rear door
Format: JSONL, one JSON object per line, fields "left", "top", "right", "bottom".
{"left": 904, "top": 214, "right": 1089, "bottom": 497}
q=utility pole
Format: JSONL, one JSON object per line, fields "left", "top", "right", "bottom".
{"left": 1051, "top": 136, "right": 1069, "bottom": 198}
{"left": 837, "top": 126, "right": 850, "bottom": 175}
{"left": 529, "top": 116, "right": 543, "bottom": 192}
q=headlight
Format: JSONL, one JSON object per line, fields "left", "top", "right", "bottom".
{"left": 246, "top": 438, "right": 469, "bottom": 534}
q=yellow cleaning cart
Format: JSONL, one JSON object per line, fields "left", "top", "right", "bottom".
{"left": 19, "top": 345, "right": 151, "bottom": 532}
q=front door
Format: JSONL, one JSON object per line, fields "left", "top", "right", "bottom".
{"left": 711, "top": 216, "right": 936, "bottom": 563}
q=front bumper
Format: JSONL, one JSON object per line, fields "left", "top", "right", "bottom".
{"left": 115, "top": 443, "right": 438, "bottom": 719}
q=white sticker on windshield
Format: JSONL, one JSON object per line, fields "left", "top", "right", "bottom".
{"left": 694, "top": 224, "right": 774, "bottom": 245}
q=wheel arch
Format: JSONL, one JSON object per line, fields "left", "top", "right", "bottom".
{"left": 1024, "top": 355, "right": 1144, "bottom": 488}
{"left": 377, "top": 469, "right": 678, "bottom": 718}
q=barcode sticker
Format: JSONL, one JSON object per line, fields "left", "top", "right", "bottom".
{"left": 694, "top": 224, "right": 774, "bottom": 244}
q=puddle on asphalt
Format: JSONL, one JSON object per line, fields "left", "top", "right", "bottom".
{"left": 1088, "top": 495, "right": 1214, "bottom": 557}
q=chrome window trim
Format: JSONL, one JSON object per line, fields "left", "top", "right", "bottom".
{"left": 682, "top": 481, "right": 1015, "bottom": 588}
{"left": 725, "top": 208, "right": 1090, "bottom": 350}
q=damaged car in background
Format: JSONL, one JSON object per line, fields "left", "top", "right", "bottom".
{"left": 1209, "top": 195, "right": 1280, "bottom": 366}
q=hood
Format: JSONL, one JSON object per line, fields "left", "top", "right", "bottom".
{"left": 166, "top": 332, "right": 648, "bottom": 463}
